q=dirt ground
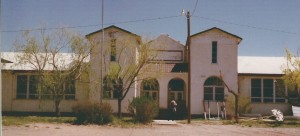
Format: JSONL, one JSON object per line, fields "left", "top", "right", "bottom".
{"left": 2, "top": 122, "right": 300, "bottom": 136}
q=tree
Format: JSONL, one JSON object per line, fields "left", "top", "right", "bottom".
{"left": 219, "top": 71, "right": 239, "bottom": 123}
{"left": 14, "top": 28, "right": 93, "bottom": 116}
{"left": 101, "top": 38, "right": 162, "bottom": 118}
{"left": 282, "top": 49, "right": 300, "bottom": 106}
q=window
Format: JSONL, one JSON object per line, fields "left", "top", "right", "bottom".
{"left": 16, "top": 75, "right": 75, "bottom": 100}
{"left": 142, "top": 78, "right": 159, "bottom": 100}
{"left": 110, "top": 39, "right": 116, "bottom": 61}
{"left": 251, "top": 78, "right": 288, "bottom": 103}
{"left": 103, "top": 76, "right": 123, "bottom": 99}
{"left": 204, "top": 77, "right": 224, "bottom": 101}
{"left": 288, "top": 87, "right": 299, "bottom": 105}
{"left": 65, "top": 80, "right": 76, "bottom": 100}
{"left": 16, "top": 75, "right": 27, "bottom": 99}
{"left": 168, "top": 79, "right": 184, "bottom": 101}
{"left": 251, "top": 79, "right": 261, "bottom": 102}
{"left": 212, "top": 41, "right": 217, "bottom": 63}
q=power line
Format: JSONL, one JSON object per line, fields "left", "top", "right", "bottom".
{"left": 191, "top": 0, "right": 199, "bottom": 16}
{"left": 193, "top": 16, "right": 300, "bottom": 35}
{"left": 1, "top": 14, "right": 299, "bottom": 36}
{"left": 0, "top": 15, "right": 181, "bottom": 33}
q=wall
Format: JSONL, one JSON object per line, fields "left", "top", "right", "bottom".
{"left": 238, "top": 75, "right": 292, "bottom": 115}
{"left": 87, "top": 26, "right": 140, "bottom": 113}
{"left": 190, "top": 29, "right": 240, "bottom": 114}
{"left": 2, "top": 70, "right": 89, "bottom": 113}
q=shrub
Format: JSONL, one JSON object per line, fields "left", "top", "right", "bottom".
{"left": 128, "top": 96, "right": 159, "bottom": 123}
{"left": 72, "top": 102, "right": 113, "bottom": 125}
{"left": 226, "top": 96, "right": 252, "bottom": 116}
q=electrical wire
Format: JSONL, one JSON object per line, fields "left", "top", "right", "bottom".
{"left": 191, "top": 0, "right": 199, "bottom": 16}
{"left": 0, "top": 15, "right": 181, "bottom": 33}
{"left": 193, "top": 16, "right": 300, "bottom": 35}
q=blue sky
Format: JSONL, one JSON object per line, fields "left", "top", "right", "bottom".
{"left": 1, "top": 0, "right": 300, "bottom": 56}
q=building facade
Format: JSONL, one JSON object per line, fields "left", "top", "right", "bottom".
{"left": 2, "top": 25, "right": 298, "bottom": 116}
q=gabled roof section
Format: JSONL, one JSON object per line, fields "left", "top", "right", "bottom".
{"left": 191, "top": 27, "right": 242, "bottom": 41}
{"left": 86, "top": 25, "right": 140, "bottom": 38}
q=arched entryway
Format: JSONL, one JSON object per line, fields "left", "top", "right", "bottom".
{"left": 168, "top": 78, "right": 185, "bottom": 102}
{"left": 203, "top": 77, "right": 224, "bottom": 101}
{"left": 141, "top": 78, "right": 159, "bottom": 101}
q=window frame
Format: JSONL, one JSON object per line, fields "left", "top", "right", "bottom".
{"left": 251, "top": 78, "right": 288, "bottom": 103}
{"left": 212, "top": 41, "right": 218, "bottom": 64}
{"left": 204, "top": 77, "right": 224, "bottom": 101}
{"left": 110, "top": 39, "right": 117, "bottom": 62}
{"left": 16, "top": 74, "right": 76, "bottom": 100}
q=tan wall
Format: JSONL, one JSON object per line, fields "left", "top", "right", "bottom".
{"left": 2, "top": 71, "right": 89, "bottom": 113}
{"left": 88, "top": 27, "right": 140, "bottom": 104}
{"left": 190, "top": 30, "right": 240, "bottom": 114}
{"left": 238, "top": 75, "right": 292, "bottom": 115}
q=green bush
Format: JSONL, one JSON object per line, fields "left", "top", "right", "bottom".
{"left": 72, "top": 102, "right": 113, "bottom": 125}
{"left": 128, "top": 96, "right": 159, "bottom": 123}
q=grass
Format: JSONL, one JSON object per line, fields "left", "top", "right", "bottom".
{"left": 2, "top": 116, "right": 75, "bottom": 126}
{"left": 3, "top": 116, "right": 300, "bottom": 128}
{"left": 2, "top": 116, "right": 148, "bottom": 127}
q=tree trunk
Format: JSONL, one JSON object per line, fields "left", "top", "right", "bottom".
{"left": 55, "top": 99, "right": 61, "bottom": 117}
{"left": 234, "top": 94, "right": 239, "bottom": 123}
{"left": 118, "top": 99, "right": 122, "bottom": 118}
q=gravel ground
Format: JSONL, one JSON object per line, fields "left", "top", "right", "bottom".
{"left": 2, "top": 123, "right": 300, "bottom": 136}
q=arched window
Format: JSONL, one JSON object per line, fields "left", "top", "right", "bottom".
{"left": 168, "top": 79, "right": 185, "bottom": 101}
{"left": 204, "top": 77, "right": 224, "bottom": 101}
{"left": 142, "top": 78, "right": 159, "bottom": 100}
{"left": 103, "top": 76, "right": 123, "bottom": 99}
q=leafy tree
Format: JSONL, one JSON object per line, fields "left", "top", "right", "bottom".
{"left": 282, "top": 49, "right": 300, "bottom": 106}
{"left": 14, "top": 28, "right": 93, "bottom": 116}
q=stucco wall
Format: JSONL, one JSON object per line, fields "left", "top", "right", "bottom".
{"left": 238, "top": 75, "right": 292, "bottom": 115}
{"left": 190, "top": 29, "right": 240, "bottom": 114}
{"left": 2, "top": 71, "right": 89, "bottom": 113}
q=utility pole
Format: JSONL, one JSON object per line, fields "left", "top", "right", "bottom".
{"left": 0, "top": 0, "right": 3, "bottom": 132}
{"left": 182, "top": 10, "right": 191, "bottom": 124}
{"left": 100, "top": 0, "right": 104, "bottom": 102}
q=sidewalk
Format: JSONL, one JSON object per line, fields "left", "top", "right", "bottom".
{"left": 152, "top": 120, "right": 177, "bottom": 125}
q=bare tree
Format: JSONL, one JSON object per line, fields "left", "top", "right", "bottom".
{"left": 14, "top": 28, "right": 93, "bottom": 116}
{"left": 101, "top": 38, "right": 163, "bottom": 118}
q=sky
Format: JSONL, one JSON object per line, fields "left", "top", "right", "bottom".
{"left": 1, "top": 0, "right": 300, "bottom": 56}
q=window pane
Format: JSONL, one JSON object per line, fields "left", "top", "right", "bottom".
{"left": 65, "top": 80, "right": 76, "bottom": 100}
{"left": 29, "top": 75, "right": 39, "bottom": 99}
{"left": 251, "top": 98, "right": 261, "bottom": 102}
{"left": 152, "top": 92, "right": 157, "bottom": 100}
{"left": 251, "top": 79, "right": 261, "bottom": 102}
{"left": 275, "top": 79, "right": 285, "bottom": 103}
{"left": 204, "top": 87, "right": 213, "bottom": 100}
{"left": 113, "top": 90, "right": 121, "bottom": 99}
{"left": 170, "top": 92, "right": 175, "bottom": 100}
{"left": 142, "top": 79, "right": 159, "bottom": 90}
{"left": 288, "top": 88, "right": 299, "bottom": 105}
{"left": 177, "top": 93, "right": 183, "bottom": 101}
{"left": 263, "top": 79, "right": 273, "bottom": 98}
{"left": 204, "top": 77, "right": 222, "bottom": 86}
{"left": 212, "top": 41, "right": 217, "bottom": 63}
{"left": 17, "top": 75, "right": 27, "bottom": 99}
{"left": 215, "top": 87, "right": 224, "bottom": 101}
{"left": 168, "top": 79, "right": 184, "bottom": 91}
{"left": 110, "top": 39, "right": 116, "bottom": 61}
